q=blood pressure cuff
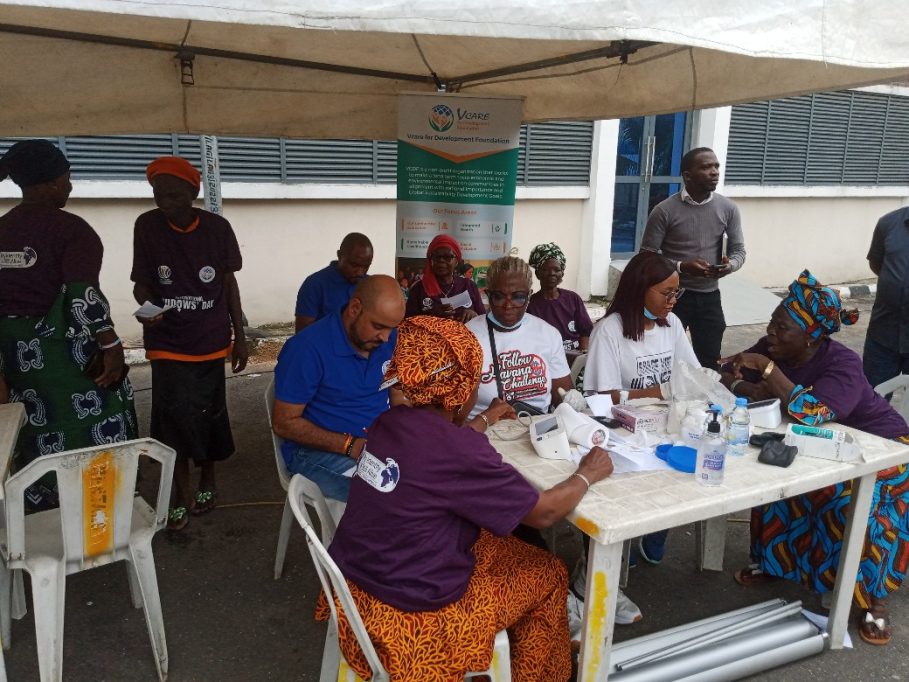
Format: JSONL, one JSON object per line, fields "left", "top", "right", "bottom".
{"left": 757, "top": 440, "right": 798, "bottom": 468}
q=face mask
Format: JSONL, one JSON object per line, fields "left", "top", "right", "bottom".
{"left": 643, "top": 307, "right": 659, "bottom": 321}
{"left": 488, "top": 311, "right": 523, "bottom": 330}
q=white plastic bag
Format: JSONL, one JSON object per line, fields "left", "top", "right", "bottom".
{"left": 670, "top": 360, "right": 736, "bottom": 417}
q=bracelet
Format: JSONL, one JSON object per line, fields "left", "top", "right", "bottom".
{"left": 342, "top": 433, "right": 354, "bottom": 456}
{"left": 676, "top": 260, "right": 683, "bottom": 273}
{"left": 479, "top": 413, "right": 490, "bottom": 427}
{"left": 98, "top": 338, "right": 122, "bottom": 350}
{"left": 730, "top": 379, "right": 744, "bottom": 392}
{"left": 571, "top": 472, "right": 591, "bottom": 491}
{"left": 762, "top": 360, "right": 776, "bottom": 380}
{"left": 346, "top": 437, "right": 362, "bottom": 458}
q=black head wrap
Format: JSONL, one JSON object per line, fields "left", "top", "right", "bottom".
{"left": 0, "top": 139, "right": 70, "bottom": 188}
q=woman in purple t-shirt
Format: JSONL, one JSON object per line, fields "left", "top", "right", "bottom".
{"left": 404, "top": 234, "right": 485, "bottom": 322}
{"left": 723, "top": 270, "right": 909, "bottom": 646}
{"left": 527, "top": 242, "right": 594, "bottom": 352}
{"left": 325, "top": 315, "right": 614, "bottom": 680}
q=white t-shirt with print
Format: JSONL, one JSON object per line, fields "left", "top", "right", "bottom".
{"left": 466, "top": 313, "right": 570, "bottom": 418}
{"left": 583, "top": 312, "right": 698, "bottom": 392}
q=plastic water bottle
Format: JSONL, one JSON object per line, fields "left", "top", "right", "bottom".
{"left": 696, "top": 409, "right": 726, "bottom": 486}
{"left": 727, "top": 397, "right": 751, "bottom": 457}
{"left": 682, "top": 405, "right": 708, "bottom": 448}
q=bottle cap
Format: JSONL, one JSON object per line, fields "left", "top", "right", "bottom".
{"left": 707, "top": 411, "right": 721, "bottom": 433}
{"left": 735, "top": 397, "right": 748, "bottom": 406}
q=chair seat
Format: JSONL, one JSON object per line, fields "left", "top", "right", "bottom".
{"left": 1, "top": 497, "right": 158, "bottom": 575}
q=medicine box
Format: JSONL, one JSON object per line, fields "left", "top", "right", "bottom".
{"left": 783, "top": 423, "right": 861, "bottom": 462}
{"left": 611, "top": 403, "right": 669, "bottom": 434}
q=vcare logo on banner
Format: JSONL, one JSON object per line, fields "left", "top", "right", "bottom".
{"left": 429, "top": 105, "right": 454, "bottom": 132}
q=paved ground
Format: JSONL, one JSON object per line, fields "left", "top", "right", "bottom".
{"left": 7, "top": 293, "right": 907, "bottom": 681}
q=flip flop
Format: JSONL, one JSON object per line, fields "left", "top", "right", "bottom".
{"left": 167, "top": 506, "right": 190, "bottom": 531}
{"left": 733, "top": 564, "right": 779, "bottom": 587}
{"left": 191, "top": 489, "right": 217, "bottom": 516}
{"left": 859, "top": 608, "right": 892, "bottom": 646}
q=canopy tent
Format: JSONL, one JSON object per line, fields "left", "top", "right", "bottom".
{"left": 1, "top": 1, "right": 908, "bottom": 139}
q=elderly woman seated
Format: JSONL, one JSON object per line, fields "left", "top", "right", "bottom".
{"left": 323, "top": 315, "right": 614, "bottom": 681}
{"left": 722, "top": 270, "right": 909, "bottom": 646}
{"left": 526, "top": 242, "right": 594, "bottom": 352}
{"left": 405, "top": 234, "right": 485, "bottom": 322}
{"left": 466, "top": 255, "right": 573, "bottom": 417}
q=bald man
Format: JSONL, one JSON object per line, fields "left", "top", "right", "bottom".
{"left": 294, "top": 232, "right": 374, "bottom": 332}
{"left": 272, "top": 275, "right": 405, "bottom": 501}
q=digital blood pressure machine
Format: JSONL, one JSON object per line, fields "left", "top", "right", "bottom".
{"left": 529, "top": 414, "right": 574, "bottom": 461}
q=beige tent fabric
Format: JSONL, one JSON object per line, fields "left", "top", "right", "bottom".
{"left": 1, "top": 1, "right": 908, "bottom": 138}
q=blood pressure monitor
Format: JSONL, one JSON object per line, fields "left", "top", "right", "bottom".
{"left": 529, "top": 415, "right": 574, "bottom": 461}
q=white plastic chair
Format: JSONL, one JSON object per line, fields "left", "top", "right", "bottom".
{"left": 0, "top": 438, "right": 175, "bottom": 682}
{"left": 570, "top": 353, "right": 587, "bottom": 392}
{"left": 264, "top": 379, "right": 345, "bottom": 579}
{"left": 875, "top": 374, "right": 909, "bottom": 424}
{"left": 287, "top": 475, "right": 512, "bottom": 682}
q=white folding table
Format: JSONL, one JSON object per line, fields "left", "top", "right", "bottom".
{"left": 493, "top": 424, "right": 909, "bottom": 681}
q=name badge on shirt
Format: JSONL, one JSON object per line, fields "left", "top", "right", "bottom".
{"left": 356, "top": 450, "right": 400, "bottom": 493}
{"left": 0, "top": 247, "right": 37, "bottom": 269}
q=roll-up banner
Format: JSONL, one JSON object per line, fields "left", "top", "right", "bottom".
{"left": 395, "top": 93, "right": 523, "bottom": 293}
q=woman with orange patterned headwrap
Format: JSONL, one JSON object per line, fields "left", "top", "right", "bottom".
{"left": 323, "top": 316, "right": 614, "bottom": 681}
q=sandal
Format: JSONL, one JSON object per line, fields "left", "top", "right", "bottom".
{"left": 167, "top": 506, "right": 190, "bottom": 531}
{"left": 733, "top": 564, "right": 779, "bottom": 587}
{"left": 191, "top": 489, "right": 217, "bottom": 516}
{"left": 859, "top": 606, "right": 892, "bottom": 646}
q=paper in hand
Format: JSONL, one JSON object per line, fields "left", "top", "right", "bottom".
{"left": 440, "top": 290, "right": 473, "bottom": 309}
{"left": 134, "top": 301, "right": 173, "bottom": 319}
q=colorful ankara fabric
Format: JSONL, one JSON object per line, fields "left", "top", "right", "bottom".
{"left": 0, "top": 139, "right": 70, "bottom": 188}
{"left": 781, "top": 269, "right": 859, "bottom": 340}
{"left": 318, "top": 531, "right": 572, "bottom": 682}
{"left": 750, "top": 450, "right": 909, "bottom": 609}
{"left": 145, "top": 156, "right": 201, "bottom": 190}
{"left": 528, "top": 242, "right": 566, "bottom": 271}
{"left": 0, "top": 283, "right": 137, "bottom": 509}
{"left": 420, "top": 234, "right": 463, "bottom": 297}
{"left": 787, "top": 384, "right": 836, "bottom": 426}
{"left": 386, "top": 315, "right": 483, "bottom": 411}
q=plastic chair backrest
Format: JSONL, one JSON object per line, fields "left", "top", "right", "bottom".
{"left": 4, "top": 439, "right": 175, "bottom": 570}
{"left": 570, "top": 353, "right": 587, "bottom": 391}
{"left": 875, "top": 374, "right": 909, "bottom": 424}
{"left": 287, "top": 475, "right": 389, "bottom": 681}
{"left": 264, "top": 379, "right": 291, "bottom": 491}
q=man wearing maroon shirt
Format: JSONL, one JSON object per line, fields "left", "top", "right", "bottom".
{"left": 131, "top": 156, "right": 247, "bottom": 530}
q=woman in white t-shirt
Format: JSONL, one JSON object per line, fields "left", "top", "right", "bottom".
{"left": 466, "top": 256, "right": 572, "bottom": 419}
{"left": 584, "top": 250, "right": 697, "bottom": 401}
{"left": 582, "top": 249, "right": 697, "bottom": 572}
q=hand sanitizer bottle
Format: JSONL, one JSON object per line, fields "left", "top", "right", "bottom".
{"left": 696, "top": 409, "right": 726, "bottom": 486}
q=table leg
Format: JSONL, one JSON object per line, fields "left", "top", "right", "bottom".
{"left": 697, "top": 515, "right": 727, "bottom": 571}
{"left": 827, "top": 472, "right": 875, "bottom": 649}
{"left": 577, "top": 539, "right": 622, "bottom": 682}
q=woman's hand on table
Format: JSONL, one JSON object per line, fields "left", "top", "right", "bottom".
{"left": 483, "top": 398, "right": 516, "bottom": 424}
{"left": 577, "top": 446, "right": 614, "bottom": 485}
{"left": 720, "top": 352, "right": 772, "bottom": 379}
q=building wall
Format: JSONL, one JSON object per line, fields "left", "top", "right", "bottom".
{"left": 0, "top": 196, "right": 585, "bottom": 341}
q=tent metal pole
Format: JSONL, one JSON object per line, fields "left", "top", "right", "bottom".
{"left": 674, "top": 633, "right": 828, "bottom": 682}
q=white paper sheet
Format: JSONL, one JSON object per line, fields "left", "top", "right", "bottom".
{"left": 800, "top": 609, "right": 852, "bottom": 648}
{"left": 586, "top": 394, "right": 614, "bottom": 417}
{"left": 133, "top": 300, "right": 173, "bottom": 318}
{"left": 440, "top": 290, "right": 473, "bottom": 309}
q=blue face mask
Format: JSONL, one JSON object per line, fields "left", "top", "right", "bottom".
{"left": 488, "top": 311, "right": 523, "bottom": 330}
{"left": 643, "top": 307, "right": 659, "bottom": 321}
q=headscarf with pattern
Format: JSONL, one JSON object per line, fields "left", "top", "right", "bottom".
{"left": 528, "top": 242, "right": 566, "bottom": 271}
{"left": 385, "top": 315, "right": 482, "bottom": 412}
{"left": 420, "top": 235, "right": 463, "bottom": 297}
{"left": 781, "top": 269, "right": 859, "bottom": 340}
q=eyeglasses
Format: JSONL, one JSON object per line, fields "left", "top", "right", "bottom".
{"left": 431, "top": 252, "right": 458, "bottom": 263}
{"left": 488, "top": 290, "right": 530, "bottom": 306}
{"left": 662, "top": 287, "right": 685, "bottom": 302}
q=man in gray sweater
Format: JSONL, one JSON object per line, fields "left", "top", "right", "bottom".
{"left": 640, "top": 147, "right": 746, "bottom": 369}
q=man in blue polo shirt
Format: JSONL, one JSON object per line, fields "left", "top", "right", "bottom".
{"left": 273, "top": 274, "right": 405, "bottom": 501}
{"left": 294, "top": 232, "right": 374, "bottom": 332}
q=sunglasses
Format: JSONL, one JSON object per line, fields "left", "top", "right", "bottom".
{"left": 431, "top": 253, "right": 458, "bottom": 263}
{"left": 488, "top": 290, "right": 530, "bottom": 306}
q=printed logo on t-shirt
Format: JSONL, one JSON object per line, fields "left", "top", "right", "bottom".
{"left": 480, "top": 350, "right": 548, "bottom": 402}
{"left": 422, "top": 297, "right": 433, "bottom": 310}
{"left": 568, "top": 320, "right": 577, "bottom": 333}
{"left": 199, "top": 265, "right": 216, "bottom": 283}
{"left": 0, "top": 246, "right": 37, "bottom": 269}
{"left": 631, "top": 351, "right": 672, "bottom": 390}
{"left": 356, "top": 450, "right": 400, "bottom": 492}
{"left": 381, "top": 360, "right": 391, "bottom": 376}
{"left": 157, "top": 265, "right": 172, "bottom": 285}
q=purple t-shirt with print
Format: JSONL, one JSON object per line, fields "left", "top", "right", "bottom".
{"left": 745, "top": 336, "right": 907, "bottom": 439}
{"left": 130, "top": 209, "right": 242, "bottom": 355}
{"left": 404, "top": 276, "right": 486, "bottom": 318}
{"left": 0, "top": 204, "right": 103, "bottom": 316}
{"left": 527, "top": 288, "right": 594, "bottom": 351}
{"left": 329, "top": 406, "right": 540, "bottom": 612}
